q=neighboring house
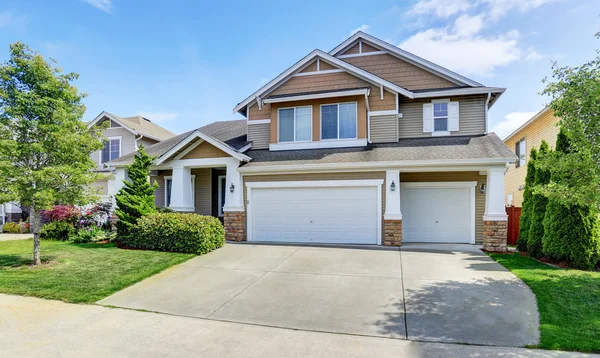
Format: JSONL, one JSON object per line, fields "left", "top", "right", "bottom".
{"left": 87, "top": 111, "right": 177, "bottom": 202}
{"left": 108, "top": 32, "right": 515, "bottom": 251}
{"left": 1, "top": 202, "right": 23, "bottom": 224}
{"left": 504, "top": 108, "right": 560, "bottom": 208}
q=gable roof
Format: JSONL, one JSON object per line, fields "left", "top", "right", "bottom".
{"left": 233, "top": 49, "right": 414, "bottom": 116}
{"left": 88, "top": 111, "right": 176, "bottom": 141}
{"left": 108, "top": 119, "right": 249, "bottom": 166}
{"left": 503, "top": 107, "right": 552, "bottom": 142}
{"left": 330, "top": 32, "right": 482, "bottom": 88}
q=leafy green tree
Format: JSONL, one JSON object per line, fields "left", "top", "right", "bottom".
{"left": 0, "top": 43, "right": 104, "bottom": 265}
{"left": 540, "top": 38, "right": 600, "bottom": 207}
{"left": 542, "top": 128, "right": 600, "bottom": 269}
{"left": 527, "top": 141, "right": 550, "bottom": 258}
{"left": 114, "top": 145, "right": 158, "bottom": 238}
{"left": 516, "top": 147, "right": 538, "bottom": 252}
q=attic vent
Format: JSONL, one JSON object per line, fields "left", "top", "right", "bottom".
{"left": 142, "top": 117, "right": 152, "bottom": 122}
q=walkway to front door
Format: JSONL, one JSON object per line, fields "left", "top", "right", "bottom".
{"left": 99, "top": 243, "right": 539, "bottom": 347}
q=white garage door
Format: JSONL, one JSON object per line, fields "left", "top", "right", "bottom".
{"left": 400, "top": 183, "right": 475, "bottom": 243}
{"left": 249, "top": 184, "right": 380, "bottom": 245}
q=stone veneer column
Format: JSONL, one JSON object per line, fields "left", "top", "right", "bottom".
{"left": 384, "top": 220, "right": 402, "bottom": 246}
{"left": 483, "top": 167, "right": 508, "bottom": 252}
{"left": 224, "top": 211, "right": 246, "bottom": 242}
{"left": 483, "top": 220, "right": 507, "bottom": 252}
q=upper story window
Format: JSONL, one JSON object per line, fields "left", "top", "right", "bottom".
{"left": 515, "top": 138, "right": 526, "bottom": 168}
{"left": 278, "top": 106, "right": 312, "bottom": 142}
{"left": 321, "top": 102, "right": 357, "bottom": 140}
{"left": 433, "top": 103, "right": 448, "bottom": 132}
{"left": 101, "top": 137, "right": 121, "bottom": 164}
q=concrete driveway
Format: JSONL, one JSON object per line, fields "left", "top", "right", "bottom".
{"left": 99, "top": 243, "right": 539, "bottom": 347}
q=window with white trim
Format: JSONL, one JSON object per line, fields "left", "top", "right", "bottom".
{"left": 278, "top": 106, "right": 312, "bottom": 142}
{"left": 101, "top": 137, "right": 121, "bottom": 163}
{"left": 165, "top": 175, "right": 196, "bottom": 208}
{"left": 515, "top": 138, "right": 526, "bottom": 168}
{"left": 321, "top": 102, "right": 357, "bottom": 140}
{"left": 433, "top": 102, "right": 448, "bottom": 132}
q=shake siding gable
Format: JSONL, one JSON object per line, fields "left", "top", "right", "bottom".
{"left": 181, "top": 141, "right": 230, "bottom": 159}
{"left": 299, "top": 60, "right": 318, "bottom": 73}
{"left": 340, "top": 43, "right": 360, "bottom": 55}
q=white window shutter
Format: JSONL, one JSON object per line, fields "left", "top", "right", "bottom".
{"left": 423, "top": 103, "right": 433, "bottom": 133}
{"left": 448, "top": 101, "right": 459, "bottom": 132}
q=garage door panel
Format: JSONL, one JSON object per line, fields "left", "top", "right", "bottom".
{"left": 401, "top": 185, "right": 472, "bottom": 243}
{"left": 251, "top": 186, "right": 378, "bottom": 244}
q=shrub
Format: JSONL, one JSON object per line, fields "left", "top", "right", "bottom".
{"left": 126, "top": 213, "right": 224, "bottom": 254}
{"left": 70, "top": 226, "right": 114, "bottom": 243}
{"left": 79, "top": 202, "right": 113, "bottom": 230}
{"left": 2, "top": 222, "right": 20, "bottom": 233}
{"left": 41, "top": 205, "right": 80, "bottom": 224}
{"left": 40, "top": 221, "right": 74, "bottom": 241}
{"left": 19, "top": 221, "right": 29, "bottom": 233}
{"left": 156, "top": 206, "right": 174, "bottom": 213}
{"left": 517, "top": 148, "right": 538, "bottom": 252}
{"left": 527, "top": 141, "right": 550, "bottom": 258}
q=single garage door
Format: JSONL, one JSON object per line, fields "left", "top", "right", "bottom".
{"left": 400, "top": 183, "right": 475, "bottom": 243}
{"left": 249, "top": 183, "right": 380, "bottom": 245}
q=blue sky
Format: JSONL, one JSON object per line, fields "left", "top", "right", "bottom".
{"left": 0, "top": 0, "right": 598, "bottom": 138}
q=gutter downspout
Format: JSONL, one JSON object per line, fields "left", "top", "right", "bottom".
{"left": 135, "top": 134, "right": 144, "bottom": 150}
{"left": 484, "top": 92, "right": 492, "bottom": 135}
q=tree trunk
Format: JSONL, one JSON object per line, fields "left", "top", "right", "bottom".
{"left": 31, "top": 208, "right": 41, "bottom": 265}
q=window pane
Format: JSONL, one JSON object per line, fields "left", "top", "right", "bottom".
{"left": 279, "top": 109, "right": 294, "bottom": 142}
{"left": 110, "top": 139, "right": 120, "bottom": 160}
{"left": 339, "top": 103, "right": 357, "bottom": 139}
{"left": 434, "top": 103, "right": 448, "bottom": 118}
{"left": 101, "top": 141, "right": 110, "bottom": 163}
{"left": 321, "top": 104, "right": 338, "bottom": 139}
{"left": 519, "top": 139, "right": 527, "bottom": 166}
{"left": 295, "top": 106, "right": 312, "bottom": 141}
{"left": 434, "top": 118, "right": 448, "bottom": 131}
{"left": 166, "top": 179, "right": 172, "bottom": 207}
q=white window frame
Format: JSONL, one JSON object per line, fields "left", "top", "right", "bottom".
{"left": 319, "top": 101, "right": 358, "bottom": 141}
{"left": 515, "top": 137, "right": 526, "bottom": 168}
{"left": 217, "top": 175, "right": 226, "bottom": 217}
{"left": 432, "top": 99, "right": 450, "bottom": 135}
{"left": 277, "top": 105, "right": 313, "bottom": 143}
{"left": 164, "top": 175, "right": 196, "bottom": 209}
{"left": 99, "top": 136, "right": 122, "bottom": 166}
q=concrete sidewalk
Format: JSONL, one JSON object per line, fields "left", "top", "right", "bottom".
{"left": 0, "top": 294, "right": 590, "bottom": 357}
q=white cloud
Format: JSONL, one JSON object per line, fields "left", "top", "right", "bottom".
{"left": 349, "top": 24, "right": 369, "bottom": 37}
{"left": 83, "top": 0, "right": 112, "bottom": 13}
{"left": 484, "top": 0, "right": 554, "bottom": 21}
{"left": 399, "top": 25, "right": 521, "bottom": 77}
{"left": 452, "top": 14, "right": 483, "bottom": 36}
{"left": 410, "top": 0, "right": 472, "bottom": 18}
{"left": 490, "top": 111, "right": 538, "bottom": 139}
{"left": 137, "top": 112, "right": 178, "bottom": 123}
{"left": 524, "top": 48, "right": 545, "bottom": 62}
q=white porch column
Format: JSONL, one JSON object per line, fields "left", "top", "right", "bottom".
{"left": 113, "top": 168, "right": 126, "bottom": 195}
{"left": 223, "top": 160, "right": 244, "bottom": 212}
{"left": 483, "top": 167, "right": 508, "bottom": 221}
{"left": 384, "top": 169, "right": 402, "bottom": 220}
{"left": 170, "top": 166, "right": 194, "bottom": 212}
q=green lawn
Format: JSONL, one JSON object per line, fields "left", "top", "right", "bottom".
{"left": 0, "top": 239, "right": 194, "bottom": 303}
{"left": 490, "top": 253, "right": 600, "bottom": 353}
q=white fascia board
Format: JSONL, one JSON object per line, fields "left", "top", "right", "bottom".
{"left": 329, "top": 32, "right": 482, "bottom": 87}
{"left": 246, "top": 179, "right": 383, "bottom": 189}
{"left": 412, "top": 87, "right": 506, "bottom": 99}
{"left": 368, "top": 110, "right": 398, "bottom": 117}
{"left": 400, "top": 181, "right": 477, "bottom": 188}
{"left": 87, "top": 111, "right": 138, "bottom": 136}
{"left": 233, "top": 50, "right": 414, "bottom": 115}
{"left": 247, "top": 119, "right": 271, "bottom": 125}
{"left": 238, "top": 158, "right": 514, "bottom": 174}
{"left": 269, "top": 138, "right": 367, "bottom": 151}
{"left": 263, "top": 88, "right": 370, "bottom": 104}
{"left": 155, "top": 131, "right": 251, "bottom": 165}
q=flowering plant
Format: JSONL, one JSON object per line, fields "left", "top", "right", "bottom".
{"left": 41, "top": 205, "right": 80, "bottom": 224}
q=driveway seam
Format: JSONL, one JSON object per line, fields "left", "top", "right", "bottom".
{"left": 267, "top": 270, "right": 402, "bottom": 279}
{"left": 205, "top": 246, "right": 304, "bottom": 319}
{"left": 399, "top": 248, "right": 409, "bottom": 339}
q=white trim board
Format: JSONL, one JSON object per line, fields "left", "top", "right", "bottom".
{"left": 247, "top": 119, "right": 271, "bottom": 125}
{"left": 292, "top": 69, "right": 345, "bottom": 77}
{"left": 264, "top": 88, "right": 369, "bottom": 104}
{"left": 269, "top": 138, "right": 367, "bottom": 151}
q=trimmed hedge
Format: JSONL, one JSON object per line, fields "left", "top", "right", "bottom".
{"left": 125, "top": 213, "right": 225, "bottom": 254}
{"left": 40, "top": 221, "right": 74, "bottom": 241}
{"left": 2, "top": 222, "right": 20, "bottom": 233}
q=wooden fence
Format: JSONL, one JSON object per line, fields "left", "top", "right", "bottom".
{"left": 506, "top": 206, "right": 522, "bottom": 246}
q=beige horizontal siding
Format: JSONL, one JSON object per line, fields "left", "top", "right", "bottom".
{"left": 152, "top": 170, "right": 172, "bottom": 207}
{"left": 398, "top": 95, "right": 486, "bottom": 138}
{"left": 192, "top": 168, "right": 212, "bottom": 216}
{"left": 401, "top": 172, "right": 487, "bottom": 244}
{"left": 248, "top": 122, "right": 270, "bottom": 149}
{"left": 370, "top": 114, "right": 398, "bottom": 143}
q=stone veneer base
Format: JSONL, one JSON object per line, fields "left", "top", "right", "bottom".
{"left": 383, "top": 220, "right": 402, "bottom": 246}
{"left": 224, "top": 211, "right": 246, "bottom": 242}
{"left": 483, "top": 220, "right": 508, "bottom": 252}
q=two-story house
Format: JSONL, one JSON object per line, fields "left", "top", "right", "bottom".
{"left": 108, "top": 32, "right": 515, "bottom": 251}
{"left": 87, "top": 111, "right": 177, "bottom": 202}
{"left": 504, "top": 107, "right": 560, "bottom": 207}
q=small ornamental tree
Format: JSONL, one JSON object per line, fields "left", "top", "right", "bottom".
{"left": 527, "top": 141, "right": 550, "bottom": 258}
{"left": 114, "top": 145, "right": 158, "bottom": 238}
{"left": 0, "top": 43, "right": 104, "bottom": 265}
{"left": 542, "top": 128, "right": 600, "bottom": 269}
{"left": 516, "top": 147, "right": 538, "bottom": 252}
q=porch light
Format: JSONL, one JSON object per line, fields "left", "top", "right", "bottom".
{"left": 230, "top": 183, "right": 235, "bottom": 193}
{"left": 390, "top": 181, "right": 396, "bottom": 191}
{"left": 479, "top": 183, "right": 486, "bottom": 194}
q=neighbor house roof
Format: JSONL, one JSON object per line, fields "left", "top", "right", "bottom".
{"left": 238, "top": 134, "right": 516, "bottom": 172}
{"left": 503, "top": 107, "right": 551, "bottom": 142}
{"left": 88, "top": 111, "right": 176, "bottom": 141}
{"left": 108, "top": 119, "right": 248, "bottom": 166}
